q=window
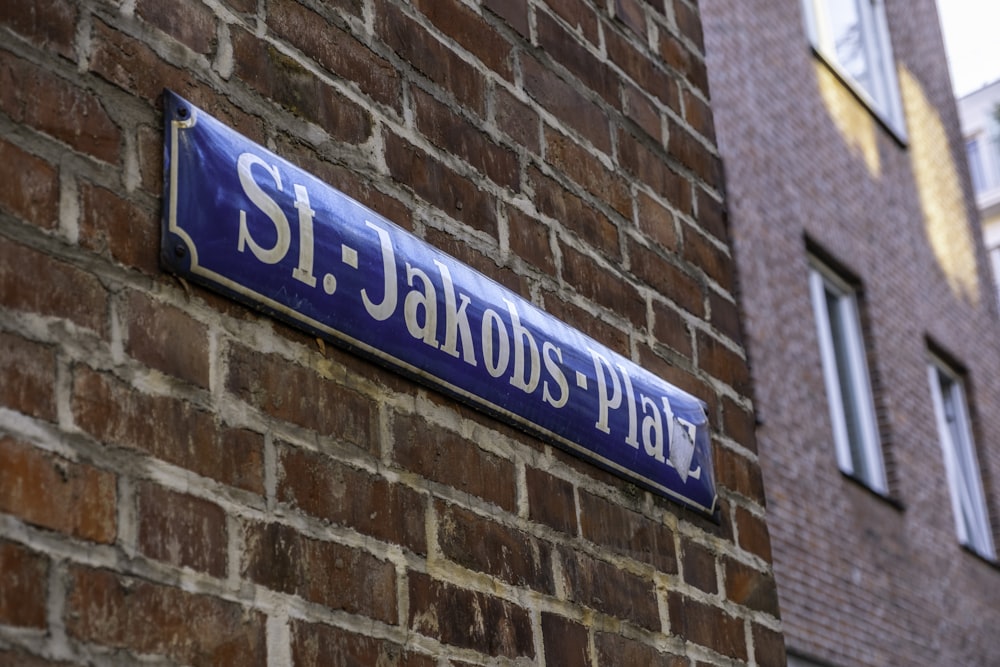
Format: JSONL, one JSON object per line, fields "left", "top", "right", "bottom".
{"left": 802, "top": 0, "right": 905, "bottom": 136}
{"left": 809, "top": 259, "right": 888, "bottom": 493}
{"left": 927, "top": 357, "right": 996, "bottom": 559}
{"left": 966, "top": 138, "right": 986, "bottom": 194}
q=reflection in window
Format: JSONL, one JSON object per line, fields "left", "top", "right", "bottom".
{"left": 802, "top": 0, "right": 904, "bottom": 136}
{"left": 928, "top": 357, "right": 996, "bottom": 560}
{"left": 809, "top": 259, "right": 887, "bottom": 493}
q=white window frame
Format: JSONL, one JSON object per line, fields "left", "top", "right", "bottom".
{"left": 927, "top": 356, "right": 996, "bottom": 560}
{"left": 809, "top": 260, "right": 888, "bottom": 494}
{"left": 801, "top": 0, "right": 906, "bottom": 139}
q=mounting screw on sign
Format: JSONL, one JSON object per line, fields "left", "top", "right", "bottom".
{"left": 177, "top": 106, "right": 189, "bottom": 119}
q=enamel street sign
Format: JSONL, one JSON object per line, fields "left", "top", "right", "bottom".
{"left": 160, "top": 90, "right": 717, "bottom": 516}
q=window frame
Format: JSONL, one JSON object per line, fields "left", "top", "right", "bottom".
{"left": 927, "top": 355, "right": 996, "bottom": 560}
{"left": 809, "top": 259, "right": 888, "bottom": 494}
{"left": 801, "top": 0, "right": 906, "bottom": 140}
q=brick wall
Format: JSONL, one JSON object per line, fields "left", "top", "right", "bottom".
{"left": 0, "top": 0, "right": 782, "bottom": 665}
{"left": 701, "top": 0, "right": 1000, "bottom": 665}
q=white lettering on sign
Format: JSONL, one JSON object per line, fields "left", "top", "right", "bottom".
{"left": 233, "top": 149, "right": 701, "bottom": 481}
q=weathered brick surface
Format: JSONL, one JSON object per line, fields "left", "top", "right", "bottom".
{"left": 0, "top": 540, "right": 47, "bottom": 628}
{"left": 407, "top": 572, "right": 534, "bottom": 658}
{"left": 0, "top": 0, "right": 776, "bottom": 664}
{"left": 66, "top": 566, "right": 267, "bottom": 666}
{"left": 0, "top": 437, "right": 116, "bottom": 543}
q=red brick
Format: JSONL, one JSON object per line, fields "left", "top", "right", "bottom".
{"left": 543, "top": 125, "right": 631, "bottom": 217}
{"left": 79, "top": 183, "right": 159, "bottom": 275}
{"left": 0, "top": 240, "right": 107, "bottom": 336}
{"left": 292, "top": 620, "right": 436, "bottom": 667}
{"left": 637, "top": 190, "right": 679, "bottom": 251}
{"left": 708, "top": 289, "right": 743, "bottom": 346}
{"left": 137, "top": 482, "right": 227, "bottom": 577}
{"left": 408, "top": 571, "right": 534, "bottom": 658}
{"left": 508, "top": 206, "right": 556, "bottom": 278}
{"left": 680, "top": 537, "right": 718, "bottom": 593}
{"left": 605, "top": 27, "right": 675, "bottom": 109}
{"left": 375, "top": 0, "right": 487, "bottom": 115}
{"left": 529, "top": 167, "right": 620, "bottom": 258}
{"left": 625, "top": 83, "right": 668, "bottom": 141}
{"left": 0, "top": 0, "right": 77, "bottom": 59}
{"left": 137, "top": 0, "right": 216, "bottom": 55}
{"left": 541, "top": 291, "right": 630, "bottom": 355}
{"left": 232, "top": 29, "right": 373, "bottom": 143}
{"left": 226, "top": 344, "right": 375, "bottom": 453}
{"left": 712, "top": 442, "right": 765, "bottom": 504}
{"left": 695, "top": 186, "right": 728, "bottom": 243}
{"left": 658, "top": 32, "right": 709, "bottom": 94}
{"left": 277, "top": 443, "right": 427, "bottom": 554}
{"left": 723, "top": 557, "right": 779, "bottom": 616}
{"left": 525, "top": 466, "right": 577, "bottom": 534}
{"left": 684, "top": 88, "right": 716, "bottom": 143}
{"left": 495, "top": 87, "right": 540, "bottom": 153}
{"left": 696, "top": 330, "right": 750, "bottom": 394}
{"left": 413, "top": 86, "right": 520, "bottom": 191}
{"left": 437, "top": 501, "right": 554, "bottom": 593}
{"left": 0, "top": 332, "right": 56, "bottom": 421}
{"left": 72, "top": 367, "right": 265, "bottom": 493}
{"left": 0, "top": 138, "right": 58, "bottom": 229}
{"left": 0, "top": 437, "right": 116, "bottom": 543}
{"left": 89, "top": 21, "right": 265, "bottom": 142}
{"left": 0, "top": 540, "right": 47, "bottom": 628}
{"left": 579, "top": 490, "right": 678, "bottom": 573}
{"left": 267, "top": 0, "right": 398, "bottom": 110}
{"left": 411, "top": 0, "right": 514, "bottom": 80}
{"left": 125, "top": 290, "right": 210, "bottom": 388}
{"left": 559, "top": 546, "right": 660, "bottom": 629}
{"left": 668, "top": 121, "right": 722, "bottom": 188}
{"left": 66, "top": 565, "right": 266, "bottom": 665}
{"left": 595, "top": 632, "right": 687, "bottom": 666}
{"left": 483, "top": 0, "right": 529, "bottom": 38}
{"left": 752, "top": 622, "right": 787, "bottom": 667}
{"left": 720, "top": 395, "right": 757, "bottom": 451}
{"left": 384, "top": 132, "right": 498, "bottom": 239}
{"left": 392, "top": 412, "right": 517, "bottom": 511}
{"left": 650, "top": 300, "right": 693, "bottom": 359}
{"left": 614, "top": 0, "right": 647, "bottom": 38}
{"left": 0, "top": 648, "right": 75, "bottom": 666}
{"left": 0, "top": 49, "right": 120, "bottom": 163}
{"left": 561, "top": 243, "right": 646, "bottom": 327}
{"left": 683, "top": 223, "right": 734, "bottom": 289}
{"left": 521, "top": 55, "right": 611, "bottom": 154}
{"left": 544, "top": 0, "right": 600, "bottom": 46}
{"left": 618, "top": 129, "right": 692, "bottom": 215}
{"left": 541, "top": 613, "right": 590, "bottom": 667}
{"left": 734, "top": 505, "right": 772, "bottom": 561}
{"left": 631, "top": 239, "right": 704, "bottom": 315}
{"left": 673, "top": 0, "right": 705, "bottom": 53}
{"left": 667, "top": 592, "right": 747, "bottom": 660}
{"left": 535, "top": 10, "right": 618, "bottom": 106}
{"left": 137, "top": 123, "right": 163, "bottom": 195}
{"left": 242, "top": 521, "right": 397, "bottom": 623}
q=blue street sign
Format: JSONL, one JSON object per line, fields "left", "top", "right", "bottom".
{"left": 161, "top": 90, "right": 717, "bottom": 516}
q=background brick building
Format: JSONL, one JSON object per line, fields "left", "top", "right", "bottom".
{"left": 701, "top": 0, "right": 1000, "bottom": 665}
{"left": 0, "top": 0, "right": 782, "bottom": 665}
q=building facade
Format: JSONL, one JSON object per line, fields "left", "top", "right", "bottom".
{"left": 701, "top": 0, "right": 1000, "bottom": 665}
{"left": 958, "top": 78, "right": 1000, "bottom": 305}
{"left": 0, "top": 0, "right": 783, "bottom": 665}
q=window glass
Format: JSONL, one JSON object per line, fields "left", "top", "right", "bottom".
{"left": 928, "top": 359, "right": 996, "bottom": 559}
{"left": 803, "top": 0, "right": 904, "bottom": 136}
{"left": 809, "top": 260, "right": 887, "bottom": 493}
